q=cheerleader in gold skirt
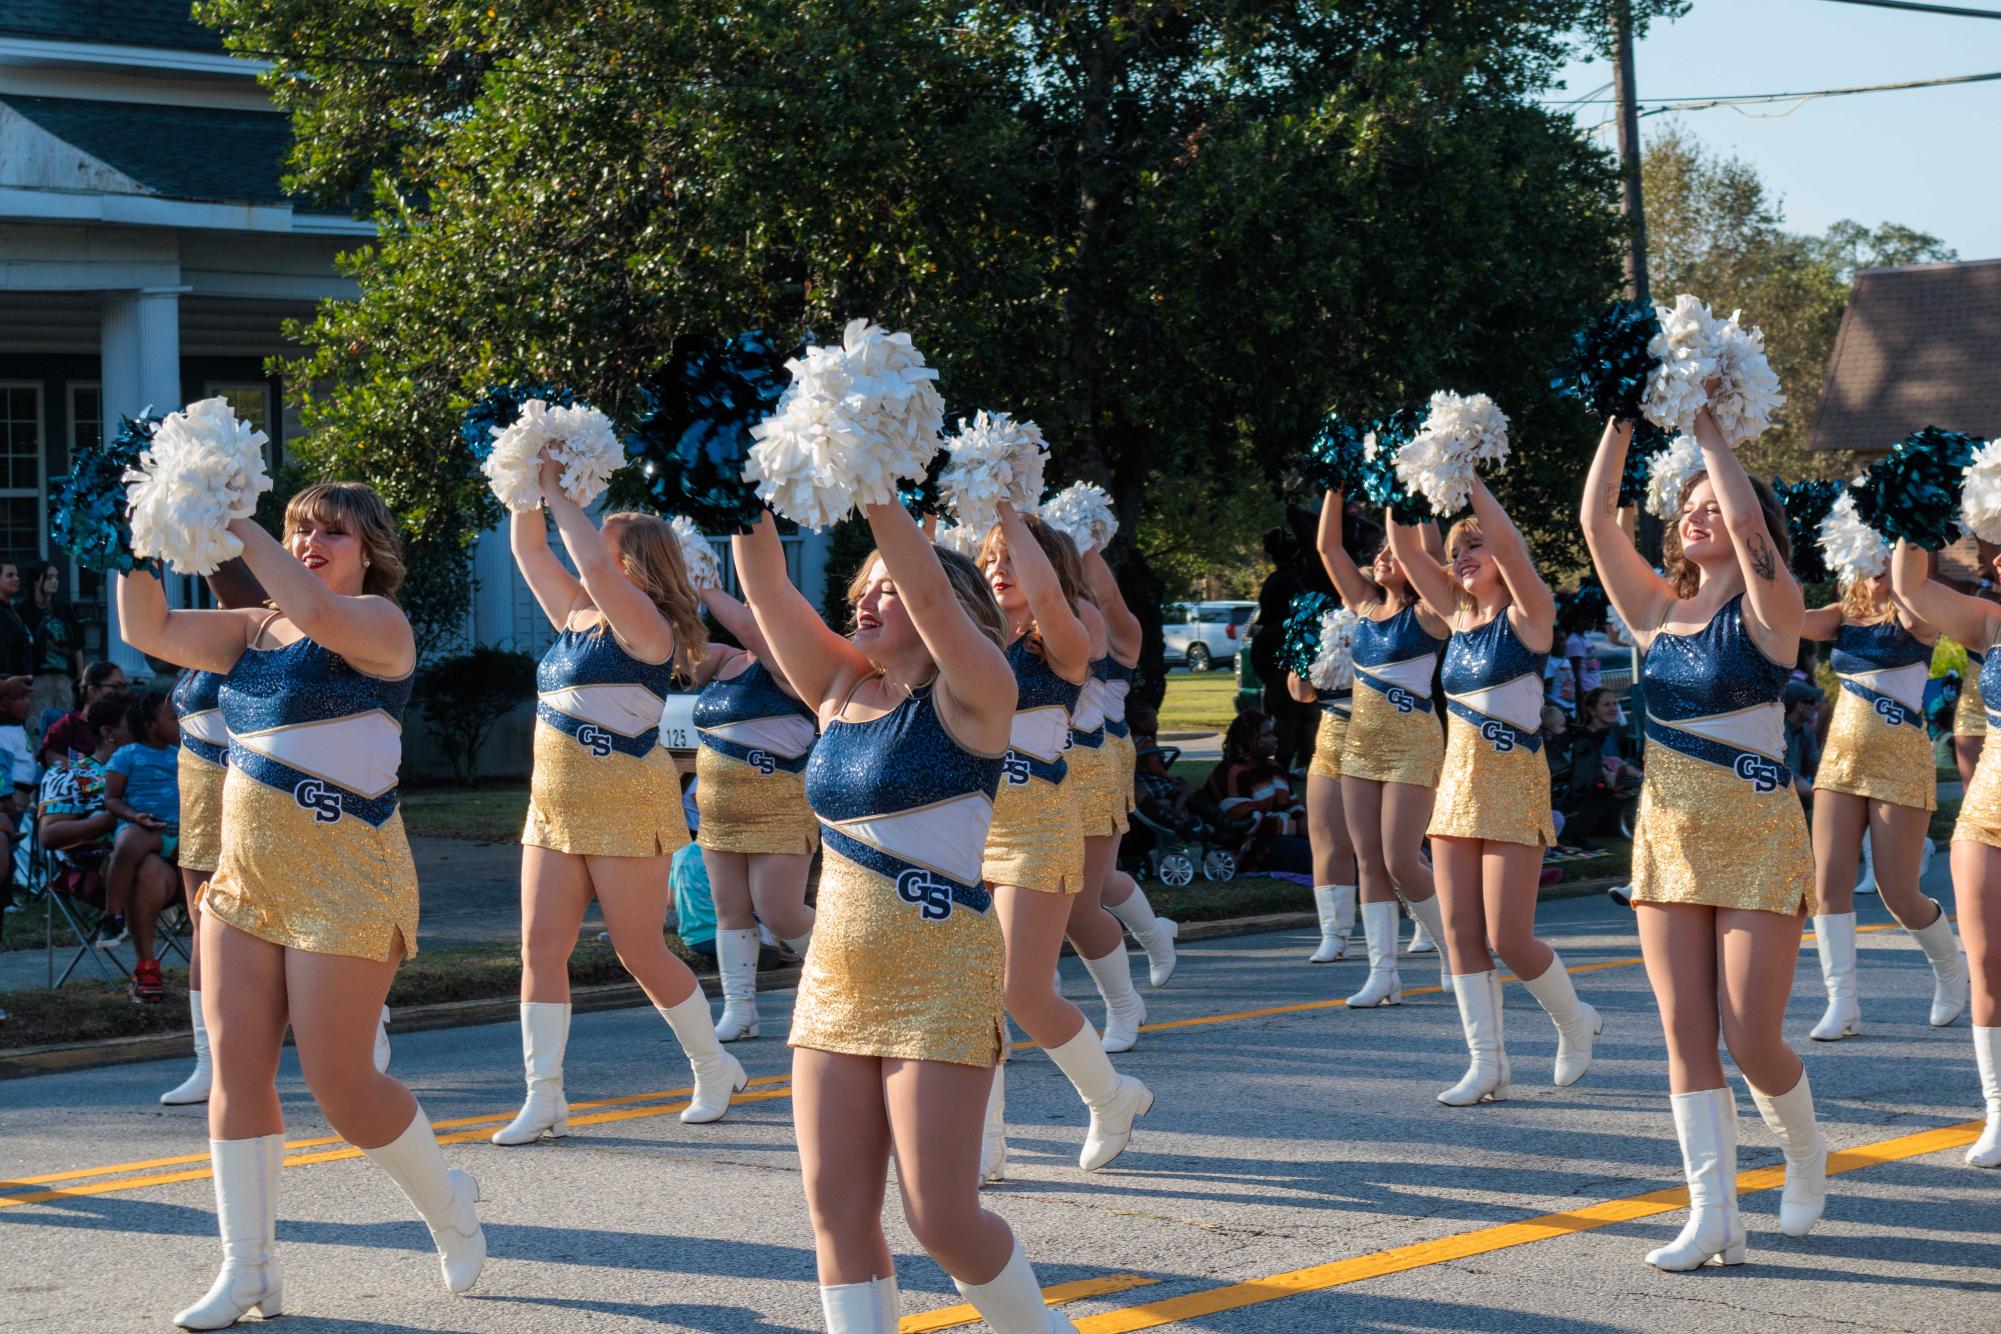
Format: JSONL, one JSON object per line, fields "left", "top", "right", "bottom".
{"left": 119, "top": 483, "right": 485, "bottom": 1327}
{"left": 1289, "top": 609, "right": 1359, "bottom": 963}
{"left": 1950, "top": 543, "right": 2001, "bottom": 788}
{"left": 1389, "top": 476, "right": 1600, "bottom": 1107}
{"left": 1315, "top": 490, "right": 1453, "bottom": 1005}
{"left": 733, "top": 504, "right": 1079, "bottom": 1332}
{"left": 1891, "top": 538, "right": 2001, "bottom": 1168}
{"left": 494, "top": 463, "right": 743, "bottom": 1148}
{"left": 982, "top": 502, "right": 1154, "bottom": 1178}
{"left": 1801, "top": 563, "right": 1965, "bottom": 1039}
{"left": 687, "top": 580, "right": 818, "bottom": 1043}
{"left": 1583, "top": 409, "right": 1825, "bottom": 1270}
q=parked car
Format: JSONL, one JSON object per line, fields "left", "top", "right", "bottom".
{"left": 1163, "top": 600, "right": 1255, "bottom": 672}
{"left": 661, "top": 691, "right": 700, "bottom": 773}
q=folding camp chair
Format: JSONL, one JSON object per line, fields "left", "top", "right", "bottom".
{"left": 33, "top": 830, "right": 127, "bottom": 988}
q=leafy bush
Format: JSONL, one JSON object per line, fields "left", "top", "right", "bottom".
{"left": 413, "top": 647, "right": 538, "bottom": 782}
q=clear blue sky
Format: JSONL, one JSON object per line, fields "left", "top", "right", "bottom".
{"left": 1555, "top": 0, "right": 2001, "bottom": 261}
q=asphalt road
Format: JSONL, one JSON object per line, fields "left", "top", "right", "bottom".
{"left": 3, "top": 884, "right": 1997, "bottom": 1333}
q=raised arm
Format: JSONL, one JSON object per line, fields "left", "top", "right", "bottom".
{"left": 1892, "top": 540, "right": 2001, "bottom": 652}
{"left": 1315, "top": 490, "right": 1380, "bottom": 613}
{"left": 1579, "top": 418, "right": 1675, "bottom": 648}
{"left": 863, "top": 503, "right": 1016, "bottom": 744}
{"left": 995, "top": 499, "right": 1089, "bottom": 680}
{"left": 1386, "top": 514, "right": 1460, "bottom": 624}
{"left": 1468, "top": 477, "right": 1556, "bottom": 650}
{"left": 1692, "top": 405, "right": 1802, "bottom": 655}
{"left": 542, "top": 478, "right": 674, "bottom": 663}
{"left": 733, "top": 512, "right": 868, "bottom": 713}
{"left": 114, "top": 569, "right": 253, "bottom": 676}
{"left": 1800, "top": 603, "right": 1844, "bottom": 643}
{"left": 227, "top": 518, "right": 415, "bottom": 678}
{"left": 509, "top": 507, "right": 585, "bottom": 632}
{"left": 1081, "top": 548, "right": 1141, "bottom": 662}
{"left": 205, "top": 558, "right": 266, "bottom": 610}
{"left": 692, "top": 583, "right": 787, "bottom": 690}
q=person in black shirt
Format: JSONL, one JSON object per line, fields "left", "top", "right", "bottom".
{"left": 0, "top": 559, "right": 32, "bottom": 680}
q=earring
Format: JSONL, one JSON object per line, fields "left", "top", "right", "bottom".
{"left": 363, "top": 558, "right": 371, "bottom": 567}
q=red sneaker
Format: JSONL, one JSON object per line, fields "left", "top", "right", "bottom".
{"left": 130, "top": 959, "right": 165, "bottom": 1005}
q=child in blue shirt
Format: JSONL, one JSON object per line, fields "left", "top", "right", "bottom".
{"left": 96, "top": 690, "right": 180, "bottom": 955}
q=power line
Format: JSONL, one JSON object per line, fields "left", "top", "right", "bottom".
{"left": 1811, "top": 0, "right": 2001, "bottom": 18}
{"left": 1547, "top": 68, "right": 2001, "bottom": 110}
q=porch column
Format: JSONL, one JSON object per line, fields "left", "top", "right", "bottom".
{"left": 100, "top": 287, "right": 183, "bottom": 676}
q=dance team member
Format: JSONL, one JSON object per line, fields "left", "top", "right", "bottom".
{"left": 494, "top": 460, "right": 742, "bottom": 1146}
{"left": 981, "top": 501, "right": 1152, "bottom": 1175}
{"left": 689, "top": 577, "right": 819, "bottom": 1041}
{"left": 1582, "top": 407, "right": 1825, "bottom": 1271}
{"left": 119, "top": 483, "right": 484, "bottom": 1329}
{"left": 1294, "top": 569, "right": 1359, "bottom": 965}
{"left": 1389, "top": 477, "right": 1601, "bottom": 1106}
{"left": 1802, "top": 560, "right": 1966, "bottom": 1039}
{"left": 1315, "top": 491, "right": 1453, "bottom": 1005}
{"left": 735, "top": 504, "right": 1078, "bottom": 1333}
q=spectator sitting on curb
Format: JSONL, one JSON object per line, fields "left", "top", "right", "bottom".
{"left": 96, "top": 690, "right": 180, "bottom": 958}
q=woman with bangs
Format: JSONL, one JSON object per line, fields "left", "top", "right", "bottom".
{"left": 733, "top": 501, "right": 1076, "bottom": 1333}
{"left": 1314, "top": 489, "right": 1453, "bottom": 1006}
{"left": 119, "top": 483, "right": 485, "bottom": 1327}
{"left": 492, "top": 455, "right": 744, "bottom": 1148}
{"left": 1800, "top": 556, "right": 1966, "bottom": 1040}
{"left": 1388, "top": 478, "right": 1601, "bottom": 1108}
{"left": 978, "top": 503, "right": 1153, "bottom": 1180}
{"left": 1581, "top": 392, "right": 1825, "bottom": 1271}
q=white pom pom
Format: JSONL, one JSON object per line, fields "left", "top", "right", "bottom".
{"left": 1818, "top": 490, "right": 1889, "bottom": 585}
{"left": 1604, "top": 602, "right": 1631, "bottom": 648}
{"left": 1308, "top": 608, "right": 1359, "bottom": 691}
{"left": 939, "top": 410, "right": 1049, "bottom": 533}
{"left": 1706, "top": 311, "right": 1785, "bottom": 444}
{"left": 935, "top": 522, "right": 987, "bottom": 561}
{"left": 123, "top": 396, "right": 272, "bottom": 576}
{"left": 1642, "top": 295, "right": 1784, "bottom": 444}
{"left": 1960, "top": 438, "right": 2001, "bottom": 544}
{"left": 1038, "top": 481, "right": 1118, "bottom": 553}
{"left": 1643, "top": 433, "right": 1707, "bottom": 522}
{"left": 670, "top": 515, "right": 722, "bottom": 589}
{"left": 744, "top": 318, "right": 945, "bottom": 531}
{"left": 1395, "top": 390, "right": 1510, "bottom": 515}
{"left": 482, "top": 399, "right": 623, "bottom": 512}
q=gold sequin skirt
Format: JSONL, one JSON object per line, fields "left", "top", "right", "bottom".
{"left": 1307, "top": 709, "right": 1348, "bottom": 780}
{"left": 523, "top": 720, "right": 691, "bottom": 858}
{"left": 1107, "top": 732, "right": 1135, "bottom": 832}
{"left": 788, "top": 848, "right": 1005, "bottom": 1068}
{"left": 1957, "top": 663, "right": 1987, "bottom": 737}
{"left": 1340, "top": 689, "right": 1444, "bottom": 788}
{"left": 1814, "top": 690, "right": 1936, "bottom": 812}
{"left": 1427, "top": 715, "right": 1555, "bottom": 849}
{"left": 982, "top": 774, "right": 1085, "bottom": 893}
{"left": 205, "top": 772, "right": 420, "bottom": 962}
{"left": 1954, "top": 748, "right": 2001, "bottom": 850}
{"left": 177, "top": 749, "right": 226, "bottom": 875}
{"left": 1630, "top": 745, "right": 1812, "bottom": 915}
{"left": 1068, "top": 742, "right": 1123, "bottom": 839}
{"left": 694, "top": 745, "right": 818, "bottom": 855}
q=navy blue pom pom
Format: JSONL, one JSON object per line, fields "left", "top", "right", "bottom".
{"left": 1552, "top": 299, "right": 1662, "bottom": 424}
{"left": 460, "top": 382, "right": 578, "bottom": 462}
{"left": 1280, "top": 591, "right": 1338, "bottom": 681}
{"left": 1302, "top": 414, "right": 1367, "bottom": 496}
{"left": 50, "top": 410, "right": 160, "bottom": 575}
{"left": 1854, "top": 425, "right": 1982, "bottom": 552}
{"left": 1772, "top": 478, "right": 1844, "bottom": 583}
{"left": 1356, "top": 408, "right": 1433, "bottom": 525}
{"left": 627, "top": 331, "right": 798, "bottom": 533}
{"left": 899, "top": 448, "right": 949, "bottom": 517}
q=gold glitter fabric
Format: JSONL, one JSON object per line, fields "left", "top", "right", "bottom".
{"left": 1340, "top": 688, "right": 1444, "bottom": 788}
{"left": 694, "top": 745, "right": 818, "bottom": 855}
{"left": 982, "top": 772, "right": 1085, "bottom": 893}
{"left": 1068, "top": 741, "right": 1123, "bottom": 838}
{"left": 1958, "top": 658, "right": 1988, "bottom": 737}
{"left": 1107, "top": 732, "right": 1135, "bottom": 832}
{"left": 1630, "top": 744, "right": 1812, "bottom": 915}
{"left": 788, "top": 847, "right": 1005, "bottom": 1067}
{"left": 1427, "top": 715, "right": 1555, "bottom": 848}
{"left": 176, "top": 748, "right": 226, "bottom": 875}
{"left": 1814, "top": 689, "right": 1936, "bottom": 812}
{"left": 1308, "top": 707, "right": 1349, "bottom": 780}
{"left": 523, "top": 719, "right": 691, "bottom": 857}
{"left": 205, "top": 769, "right": 419, "bottom": 962}
{"left": 1954, "top": 748, "right": 2001, "bottom": 850}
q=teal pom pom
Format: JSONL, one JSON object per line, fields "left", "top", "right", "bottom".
{"left": 1772, "top": 478, "right": 1844, "bottom": 583}
{"left": 1356, "top": 408, "right": 1432, "bottom": 525}
{"left": 1302, "top": 415, "right": 1367, "bottom": 496}
{"left": 628, "top": 331, "right": 797, "bottom": 533}
{"left": 1552, "top": 299, "right": 1662, "bottom": 424}
{"left": 899, "top": 449, "right": 949, "bottom": 517}
{"left": 461, "top": 382, "right": 577, "bottom": 462}
{"left": 1620, "top": 420, "right": 1671, "bottom": 509}
{"left": 1279, "top": 591, "right": 1338, "bottom": 681}
{"left": 1854, "top": 425, "right": 1982, "bottom": 552}
{"left": 50, "top": 410, "right": 160, "bottom": 575}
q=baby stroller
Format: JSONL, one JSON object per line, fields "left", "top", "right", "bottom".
{"left": 1117, "top": 743, "right": 1240, "bottom": 886}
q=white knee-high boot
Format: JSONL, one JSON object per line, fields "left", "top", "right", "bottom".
{"left": 1520, "top": 952, "right": 1601, "bottom": 1086}
{"left": 658, "top": 991, "right": 748, "bottom": 1123}
{"left": 1106, "top": 888, "right": 1179, "bottom": 987}
{"left": 1308, "top": 883, "right": 1356, "bottom": 962}
{"left": 980, "top": 1061, "right": 1008, "bottom": 1184}
{"left": 1646, "top": 1087, "right": 1746, "bottom": 1271}
{"left": 1970, "top": 1028, "right": 2001, "bottom": 1168}
{"left": 1045, "top": 1027, "right": 1153, "bottom": 1172}
{"left": 953, "top": 1242, "right": 1077, "bottom": 1333}
{"left": 1748, "top": 1069, "right": 1827, "bottom": 1237}
{"left": 162, "top": 989, "right": 213, "bottom": 1105}
{"left": 1437, "top": 971, "right": 1509, "bottom": 1105}
{"left": 1810, "top": 913, "right": 1861, "bottom": 1040}
{"left": 1908, "top": 900, "right": 1968, "bottom": 1027}
{"left": 713, "top": 928, "right": 763, "bottom": 1041}
{"left": 173, "top": 1134, "right": 284, "bottom": 1329}
{"left": 820, "top": 1273, "right": 899, "bottom": 1333}
{"left": 1345, "top": 901, "right": 1402, "bottom": 1008}
{"left": 492, "top": 1001, "right": 571, "bottom": 1145}
{"left": 1081, "top": 943, "right": 1147, "bottom": 1052}
{"left": 360, "top": 1109, "right": 485, "bottom": 1294}
{"left": 1403, "top": 894, "right": 1453, "bottom": 995}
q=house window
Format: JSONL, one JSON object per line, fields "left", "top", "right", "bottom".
{"left": 0, "top": 382, "right": 43, "bottom": 563}
{"left": 205, "top": 381, "right": 275, "bottom": 464}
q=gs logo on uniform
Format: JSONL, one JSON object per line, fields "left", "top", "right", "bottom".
{"left": 1732, "top": 752, "right": 1783, "bottom": 793}
{"left": 745, "top": 749, "right": 777, "bottom": 777}
{"left": 1479, "top": 720, "right": 1517, "bottom": 753}
{"left": 575, "top": 724, "right": 614, "bottom": 759}
{"left": 1872, "top": 696, "right": 1908, "bottom": 727}
{"left": 1002, "top": 751, "right": 1032, "bottom": 786}
{"left": 895, "top": 868, "right": 956, "bottom": 921}
{"left": 1385, "top": 686, "right": 1417, "bottom": 714}
{"left": 292, "top": 778, "right": 343, "bottom": 824}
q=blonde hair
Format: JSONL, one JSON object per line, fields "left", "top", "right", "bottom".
{"left": 285, "top": 482, "right": 404, "bottom": 601}
{"left": 844, "top": 545, "right": 1007, "bottom": 652}
{"left": 1842, "top": 574, "right": 1888, "bottom": 622}
{"left": 1659, "top": 473, "right": 1792, "bottom": 600}
{"left": 600, "top": 512, "right": 707, "bottom": 678}
{"left": 979, "top": 513, "right": 1082, "bottom": 646}
{"left": 1443, "top": 516, "right": 1485, "bottom": 614}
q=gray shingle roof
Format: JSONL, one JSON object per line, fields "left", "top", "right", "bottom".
{"left": 0, "top": 2, "right": 222, "bottom": 53}
{"left": 1, "top": 95, "right": 305, "bottom": 208}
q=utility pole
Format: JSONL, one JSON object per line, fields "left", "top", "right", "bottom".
{"left": 1611, "top": 0, "right": 1650, "bottom": 303}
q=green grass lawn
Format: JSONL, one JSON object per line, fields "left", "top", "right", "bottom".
{"left": 400, "top": 785, "right": 531, "bottom": 842}
{"left": 1155, "top": 670, "right": 1240, "bottom": 735}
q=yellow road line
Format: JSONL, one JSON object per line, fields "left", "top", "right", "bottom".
{"left": 900, "top": 1274, "right": 1158, "bottom": 1332}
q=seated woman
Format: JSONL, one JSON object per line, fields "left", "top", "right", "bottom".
{"left": 1550, "top": 686, "right": 1642, "bottom": 847}
{"left": 1205, "top": 708, "right": 1304, "bottom": 837}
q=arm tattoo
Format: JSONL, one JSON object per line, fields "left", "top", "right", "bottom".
{"left": 1748, "top": 532, "right": 1777, "bottom": 583}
